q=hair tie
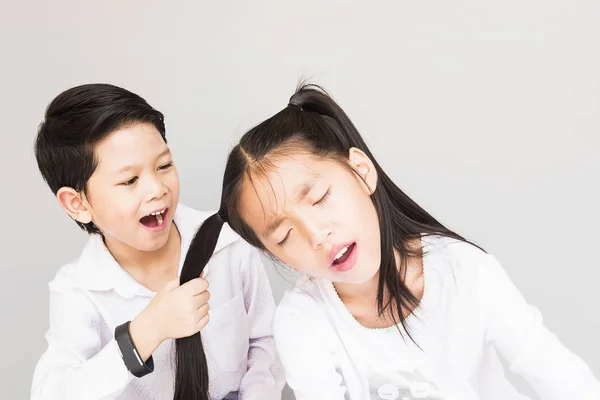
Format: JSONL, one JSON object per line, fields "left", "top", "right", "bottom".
{"left": 288, "top": 102, "right": 303, "bottom": 111}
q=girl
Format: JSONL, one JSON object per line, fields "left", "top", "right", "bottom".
{"left": 185, "top": 84, "right": 600, "bottom": 399}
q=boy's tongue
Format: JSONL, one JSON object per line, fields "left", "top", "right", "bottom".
{"left": 140, "top": 214, "right": 159, "bottom": 228}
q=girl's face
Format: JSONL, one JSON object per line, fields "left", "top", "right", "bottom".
{"left": 239, "top": 148, "right": 382, "bottom": 284}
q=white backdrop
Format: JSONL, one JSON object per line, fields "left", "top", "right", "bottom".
{"left": 1, "top": 1, "right": 598, "bottom": 398}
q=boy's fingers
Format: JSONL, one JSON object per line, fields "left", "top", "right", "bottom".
{"left": 181, "top": 277, "right": 209, "bottom": 295}
{"left": 161, "top": 278, "right": 180, "bottom": 292}
{"left": 196, "top": 313, "right": 210, "bottom": 330}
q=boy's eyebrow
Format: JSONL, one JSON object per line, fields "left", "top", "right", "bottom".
{"left": 156, "top": 148, "right": 172, "bottom": 160}
{"left": 263, "top": 178, "right": 317, "bottom": 237}
{"left": 114, "top": 148, "right": 171, "bottom": 174}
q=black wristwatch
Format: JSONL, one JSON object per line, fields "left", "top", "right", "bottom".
{"left": 115, "top": 321, "right": 154, "bottom": 378}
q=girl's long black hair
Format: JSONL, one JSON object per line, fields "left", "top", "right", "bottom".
{"left": 173, "top": 83, "right": 481, "bottom": 398}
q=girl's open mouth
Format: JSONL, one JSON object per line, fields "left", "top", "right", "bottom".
{"left": 330, "top": 242, "right": 357, "bottom": 272}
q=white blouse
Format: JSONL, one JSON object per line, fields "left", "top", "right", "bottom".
{"left": 273, "top": 235, "right": 600, "bottom": 400}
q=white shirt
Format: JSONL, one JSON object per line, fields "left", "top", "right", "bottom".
{"left": 273, "top": 235, "right": 600, "bottom": 400}
{"left": 31, "top": 204, "right": 285, "bottom": 400}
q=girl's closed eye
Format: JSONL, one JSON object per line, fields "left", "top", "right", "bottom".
{"left": 314, "top": 188, "right": 331, "bottom": 206}
{"left": 277, "top": 230, "right": 292, "bottom": 247}
{"left": 276, "top": 189, "right": 331, "bottom": 246}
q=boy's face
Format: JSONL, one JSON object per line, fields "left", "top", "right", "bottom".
{"left": 84, "top": 122, "right": 180, "bottom": 252}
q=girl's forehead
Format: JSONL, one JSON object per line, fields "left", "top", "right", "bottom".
{"left": 239, "top": 159, "right": 320, "bottom": 220}
{"left": 247, "top": 164, "right": 316, "bottom": 205}
{"left": 254, "top": 152, "right": 341, "bottom": 181}
{"left": 239, "top": 156, "right": 348, "bottom": 223}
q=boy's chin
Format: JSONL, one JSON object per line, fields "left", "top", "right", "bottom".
{"left": 138, "top": 239, "right": 169, "bottom": 252}
{"left": 133, "top": 226, "right": 172, "bottom": 252}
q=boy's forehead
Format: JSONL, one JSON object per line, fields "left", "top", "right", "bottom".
{"left": 93, "top": 123, "right": 168, "bottom": 172}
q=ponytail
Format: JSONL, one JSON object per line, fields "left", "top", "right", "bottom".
{"left": 173, "top": 212, "right": 225, "bottom": 400}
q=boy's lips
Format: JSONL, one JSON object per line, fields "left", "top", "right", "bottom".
{"left": 139, "top": 206, "right": 170, "bottom": 232}
{"left": 141, "top": 206, "right": 168, "bottom": 218}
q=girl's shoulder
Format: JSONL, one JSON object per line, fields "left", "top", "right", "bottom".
{"left": 422, "top": 234, "right": 488, "bottom": 261}
{"left": 274, "top": 275, "right": 334, "bottom": 330}
{"left": 421, "top": 234, "right": 498, "bottom": 286}
{"left": 277, "top": 275, "right": 326, "bottom": 313}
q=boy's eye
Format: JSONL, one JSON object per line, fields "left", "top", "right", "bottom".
{"left": 159, "top": 162, "right": 173, "bottom": 171}
{"left": 120, "top": 177, "right": 138, "bottom": 186}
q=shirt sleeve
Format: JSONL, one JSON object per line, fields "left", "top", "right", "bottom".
{"left": 478, "top": 254, "right": 600, "bottom": 400}
{"left": 272, "top": 302, "right": 348, "bottom": 400}
{"left": 31, "top": 283, "right": 132, "bottom": 400}
{"left": 238, "top": 245, "right": 286, "bottom": 400}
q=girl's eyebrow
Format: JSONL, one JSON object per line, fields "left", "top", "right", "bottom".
{"left": 263, "top": 217, "right": 284, "bottom": 238}
{"left": 262, "top": 177, "right": 318, "bottom": 237}
{"left": 294, "top": 178, "right": 318, "bottom": 202}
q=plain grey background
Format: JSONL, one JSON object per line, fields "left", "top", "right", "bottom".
{"left": 1, "top": 1, "right": 599, "bottom": 399}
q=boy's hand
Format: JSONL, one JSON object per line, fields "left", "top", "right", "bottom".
{"left": 129, "top": 277, "right": 210, "bottom": 361}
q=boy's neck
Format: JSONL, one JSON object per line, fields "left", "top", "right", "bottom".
{"left": 104, "top": 224, "right": 182, "bottom": 285}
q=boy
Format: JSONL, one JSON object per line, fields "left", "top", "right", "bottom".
{"left": 31, "top": 83, "right": 284, "bottom": 399}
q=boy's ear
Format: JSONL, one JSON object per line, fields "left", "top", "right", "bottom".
{"left": 348, "top": 147, "right": 377, "bottom": 195}
{"left": 56, "top": 187, "right": 93, "bottom": 224}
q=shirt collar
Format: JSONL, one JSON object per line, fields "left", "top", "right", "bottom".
{"left": 69, "top": 204, "right": 240, "bottom": 298}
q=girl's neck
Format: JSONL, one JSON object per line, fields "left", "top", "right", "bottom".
{"left": 333, "top": 239, "right": 425, "bottom": 328}
{"left": 333, "top": 269, "right": 381, "bottom": 304}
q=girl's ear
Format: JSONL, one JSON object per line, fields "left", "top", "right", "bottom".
{"left": 56, "top": 187, "right": 93, "bottom": 224}
{"left": 348, "top": 147, "right": 377, "bottom": 195}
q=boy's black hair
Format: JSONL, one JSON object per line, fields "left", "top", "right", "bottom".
{"left": 35, "top": 83, "right": 166, "bottom": 234}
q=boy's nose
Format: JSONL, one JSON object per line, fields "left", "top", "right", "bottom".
{"left": 145, "top": 177, "right": 167, "bottom": 201}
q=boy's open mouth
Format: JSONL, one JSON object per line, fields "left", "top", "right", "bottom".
{"left": 140, "top": 208, "right": 168, "bottom": 228}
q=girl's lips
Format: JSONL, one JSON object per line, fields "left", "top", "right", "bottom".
{"left": 329, "top": 242, "right": 355, "bottom": 265}
{"left": 330, "top": 242, "right": 358, "bottom": 272}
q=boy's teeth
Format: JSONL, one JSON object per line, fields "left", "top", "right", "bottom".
{"left": 156, "top": 213, "right": 163, "bottom": 225}
{"left": 334, "top": 246, "right": 349, "bottom": 260}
